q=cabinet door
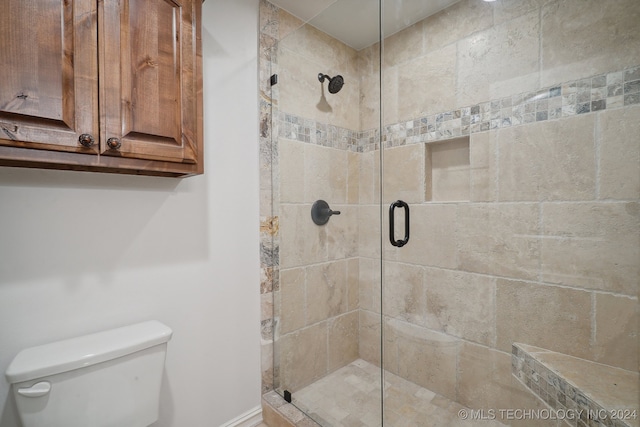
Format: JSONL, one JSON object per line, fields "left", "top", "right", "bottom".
{"left": 101, "top": 0, "right": 198, "bottom": 164}
{"left": 0, "top": 0, "right": 99, "bottom": 153}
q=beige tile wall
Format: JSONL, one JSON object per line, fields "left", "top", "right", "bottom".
{"left": 540, "top": 0, "right": 640, "bottom": 87}
{"left": 264, "top": 0, "right": 640, "bottom": 417}
{"left": 277, "top": 140, "right": 362, "bottom": 392}
{"left": 369, "top": 0, "right": 638, "bottom": 398}
{"left": 278, "top": 24, "right": 360, "bottom": 130}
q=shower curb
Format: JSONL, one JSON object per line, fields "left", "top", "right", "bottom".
{"left": 262, "top": 391, "right": 319, "bottom": 427}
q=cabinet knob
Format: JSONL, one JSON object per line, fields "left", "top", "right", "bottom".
{"left": 78, "top": 134, "right": 95, "bottom": 147}
{"left": 107, "top": 137, "right": 121, "bottom": 150}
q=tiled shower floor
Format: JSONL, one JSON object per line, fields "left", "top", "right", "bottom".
{"left": 290, "top": 359, "right": 506, "bottom": 427}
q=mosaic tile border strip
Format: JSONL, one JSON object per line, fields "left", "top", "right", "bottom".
{"left": 278, "top": 65, "right": 640, "bottom": 153}
{"left": 278, "top": 111, "right": 361, "bottom": 152}
{"left": 511, "top": 344, "right": 635, "bottom": 427}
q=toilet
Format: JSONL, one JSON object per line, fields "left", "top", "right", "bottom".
{"left": 5, "top": 321, "right": 172, "bottom": 427}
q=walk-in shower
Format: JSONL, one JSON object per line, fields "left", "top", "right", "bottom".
{"left": 259, "top": 0, "right": 640, "bottom": 425}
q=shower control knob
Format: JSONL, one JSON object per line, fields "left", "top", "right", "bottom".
{"left": 311, "top": 200, "right": 340, "bottom": 226}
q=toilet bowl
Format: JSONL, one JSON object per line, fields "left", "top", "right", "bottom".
{"left": 5, "top": 321, "right": 172, "bottom": 427}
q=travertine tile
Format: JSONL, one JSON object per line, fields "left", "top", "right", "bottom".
{"left": 262, "top": 292, "right": 274, "bottom": 322}
{"left": 492, "top": 0, "right": 550, "bottom": 25}
{"left": 347, "top": 258, "right": 359, "bottom": 311}
{"left": 383, "top": 20, "right": 424, "bottom": 68}
{"left": 593, "top": 293, "right": 638, "bottom": 371}
{"left": 381, "top": 66, "right": 399, "bottom": 127}
{"left": 457, "top": 203, "right": 540, "bottom": 280}
{"left": 277, "top": 7, "right": 305, "bottom": 42}
{"left": 279, "top": 204, "right": 327, "bottom": 268}
{"left": 356, "top": 42, "right": 380, "bottom": 78}
{"left": 304, "top": 144, "right": 347, "bottom": 204}
{"left": 382, "top": 317, "right": 400, "bottom": 376}
{"left": 382, "top": 144, "right": 426, "bottom": 204}
{"left": 541, "top": 0, "right": 640, "bottom": 87}
{"left": 359, "top": 310, "right": 382, "bottom": 366}
{"left": 457, "top": 11, "right": 540, "bottom": 107}
{"left": 509, "top": 376, "right": 562, "bottom": 427}
{"left": 259, "top": 0, "right": 278, "bottom": 37}
{"left": 287, "top": 358, "right": 510, "bottom": 426}
{"left": 423, "top": 0, "right": 494, "bottom": 53}
{"left": 358, "top": 150, "right": 380, "bottom": 205}
{"left": 328, "top": 311, "right": 359, "bottom": 372}
{"left": 278, "top": 39, "right": 359, "bottom": 131}
{"left": 387, "top": 318, "right": 459, "bottom": 401}
{"left": 278, "top": 322, "right": 328, "bottom": 392}
{"left": 262, "top": 341, "right": 274, "bottom": 393}
{"left": 398, "top": 44, "right": 457, "bottom": 119}
{"left": 424, "top": 268, "right": 496, "bottom": 346}
{"left": 306, "top": 261, "right": 348, "bottom": 325}
{"left": 359, "top": 71, "right": 382, "bottom": 130}
{"left": 325, "top": 205, "right": 358, "bottom": 260}
{"left": 260, "top": 162, "right": 275, "bottom": 218}
{"left": 279, "top": 268, "right": 305, "bottom": 334}
{"left": 541, "top": 202, "right": 640, "bottom": 296}
{"left": 347, "top": 151, "right": 360, "bottom": 204}
{"left": 279, "top": 204, "right": 306, "bottom": 268}
{"left": 386, "top": 203, "right": 458, "bottom": 269}
{"left": 279, "top": 139, "right": 305, "bottom": 203}
{"left": 358, "top": 257, "right": 381, "bottom": 313}
{"left": 262, "top": 401, "right": 296, "bottom": 427}
{"left": 598, "top": 106, "right": 640, "bottom": 200}
{"left": 497, "top": 115, "right": 596, "bottom": 201}
{"left": 357, "top": 205, "right": 381, "bottom": 259}
{"left": 496, "top": 280, "right": 591, "bottom": 358}
{"left": 458, "top": 342, "right": 512, "bottom": 410}
{"left": 383, "top": 261, "right": 426, "bottom": 326}
{"left": 281, "top": 23, "right": 357, "bottom": 74}
{"left": 470, "top": 132, "right": 497, "bottom": 202}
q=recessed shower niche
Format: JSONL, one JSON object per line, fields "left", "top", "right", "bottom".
{"left": 427, "top": 136, "right": 470, "bottom": 202}
{"left": 384, "top": 136, "right": 470, "bottom": 203}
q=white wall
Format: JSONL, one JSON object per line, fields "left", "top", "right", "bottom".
{"left": 0, "top": 0, "right": 261, "bottom": 425}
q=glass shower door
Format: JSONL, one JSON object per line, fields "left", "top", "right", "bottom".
{"left": 380, "top": 0, "right": 639, "bottom": 426}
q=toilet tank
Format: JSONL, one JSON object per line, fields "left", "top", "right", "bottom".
{"left": 5, "top": 321, "right": 172, "bottom": 427}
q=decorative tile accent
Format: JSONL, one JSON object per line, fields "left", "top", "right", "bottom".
{"left": 277, "top": 112, "right": 360, "bottom": 152}
{"left": 276, "top": 65, "right": 640, "bottom": 154}
{"left": 512, "top": 344, "right": 638, "bottom": 427}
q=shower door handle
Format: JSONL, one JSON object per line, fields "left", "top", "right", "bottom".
{"left": 389, "top": 200, "right": 410, "bottom": 247}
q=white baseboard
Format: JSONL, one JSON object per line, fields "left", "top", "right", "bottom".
{"left": 219, "top": 406, "right": 263, "bottom": 427}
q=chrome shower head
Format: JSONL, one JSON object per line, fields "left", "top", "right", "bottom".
{"left": 318, "top": 73, "right": 344, "bottom": 94}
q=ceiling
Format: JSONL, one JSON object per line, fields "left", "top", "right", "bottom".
{"left": 269, "top": 0, "right": 461, "bottom": 50}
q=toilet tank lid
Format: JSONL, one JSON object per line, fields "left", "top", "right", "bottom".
{"left": 5, "top": 321, "right": 172, "bottom": 384}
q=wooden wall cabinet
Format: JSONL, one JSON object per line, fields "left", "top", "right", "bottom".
{"left": 0, "top": 0, "right": 203, "bottom": 177}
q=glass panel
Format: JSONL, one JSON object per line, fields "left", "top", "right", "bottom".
{"left": 380, "top": 0, "right": 639, "bottom": 426}
{"left": 266, "top": 1, "right": 383, "bottom": 425}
